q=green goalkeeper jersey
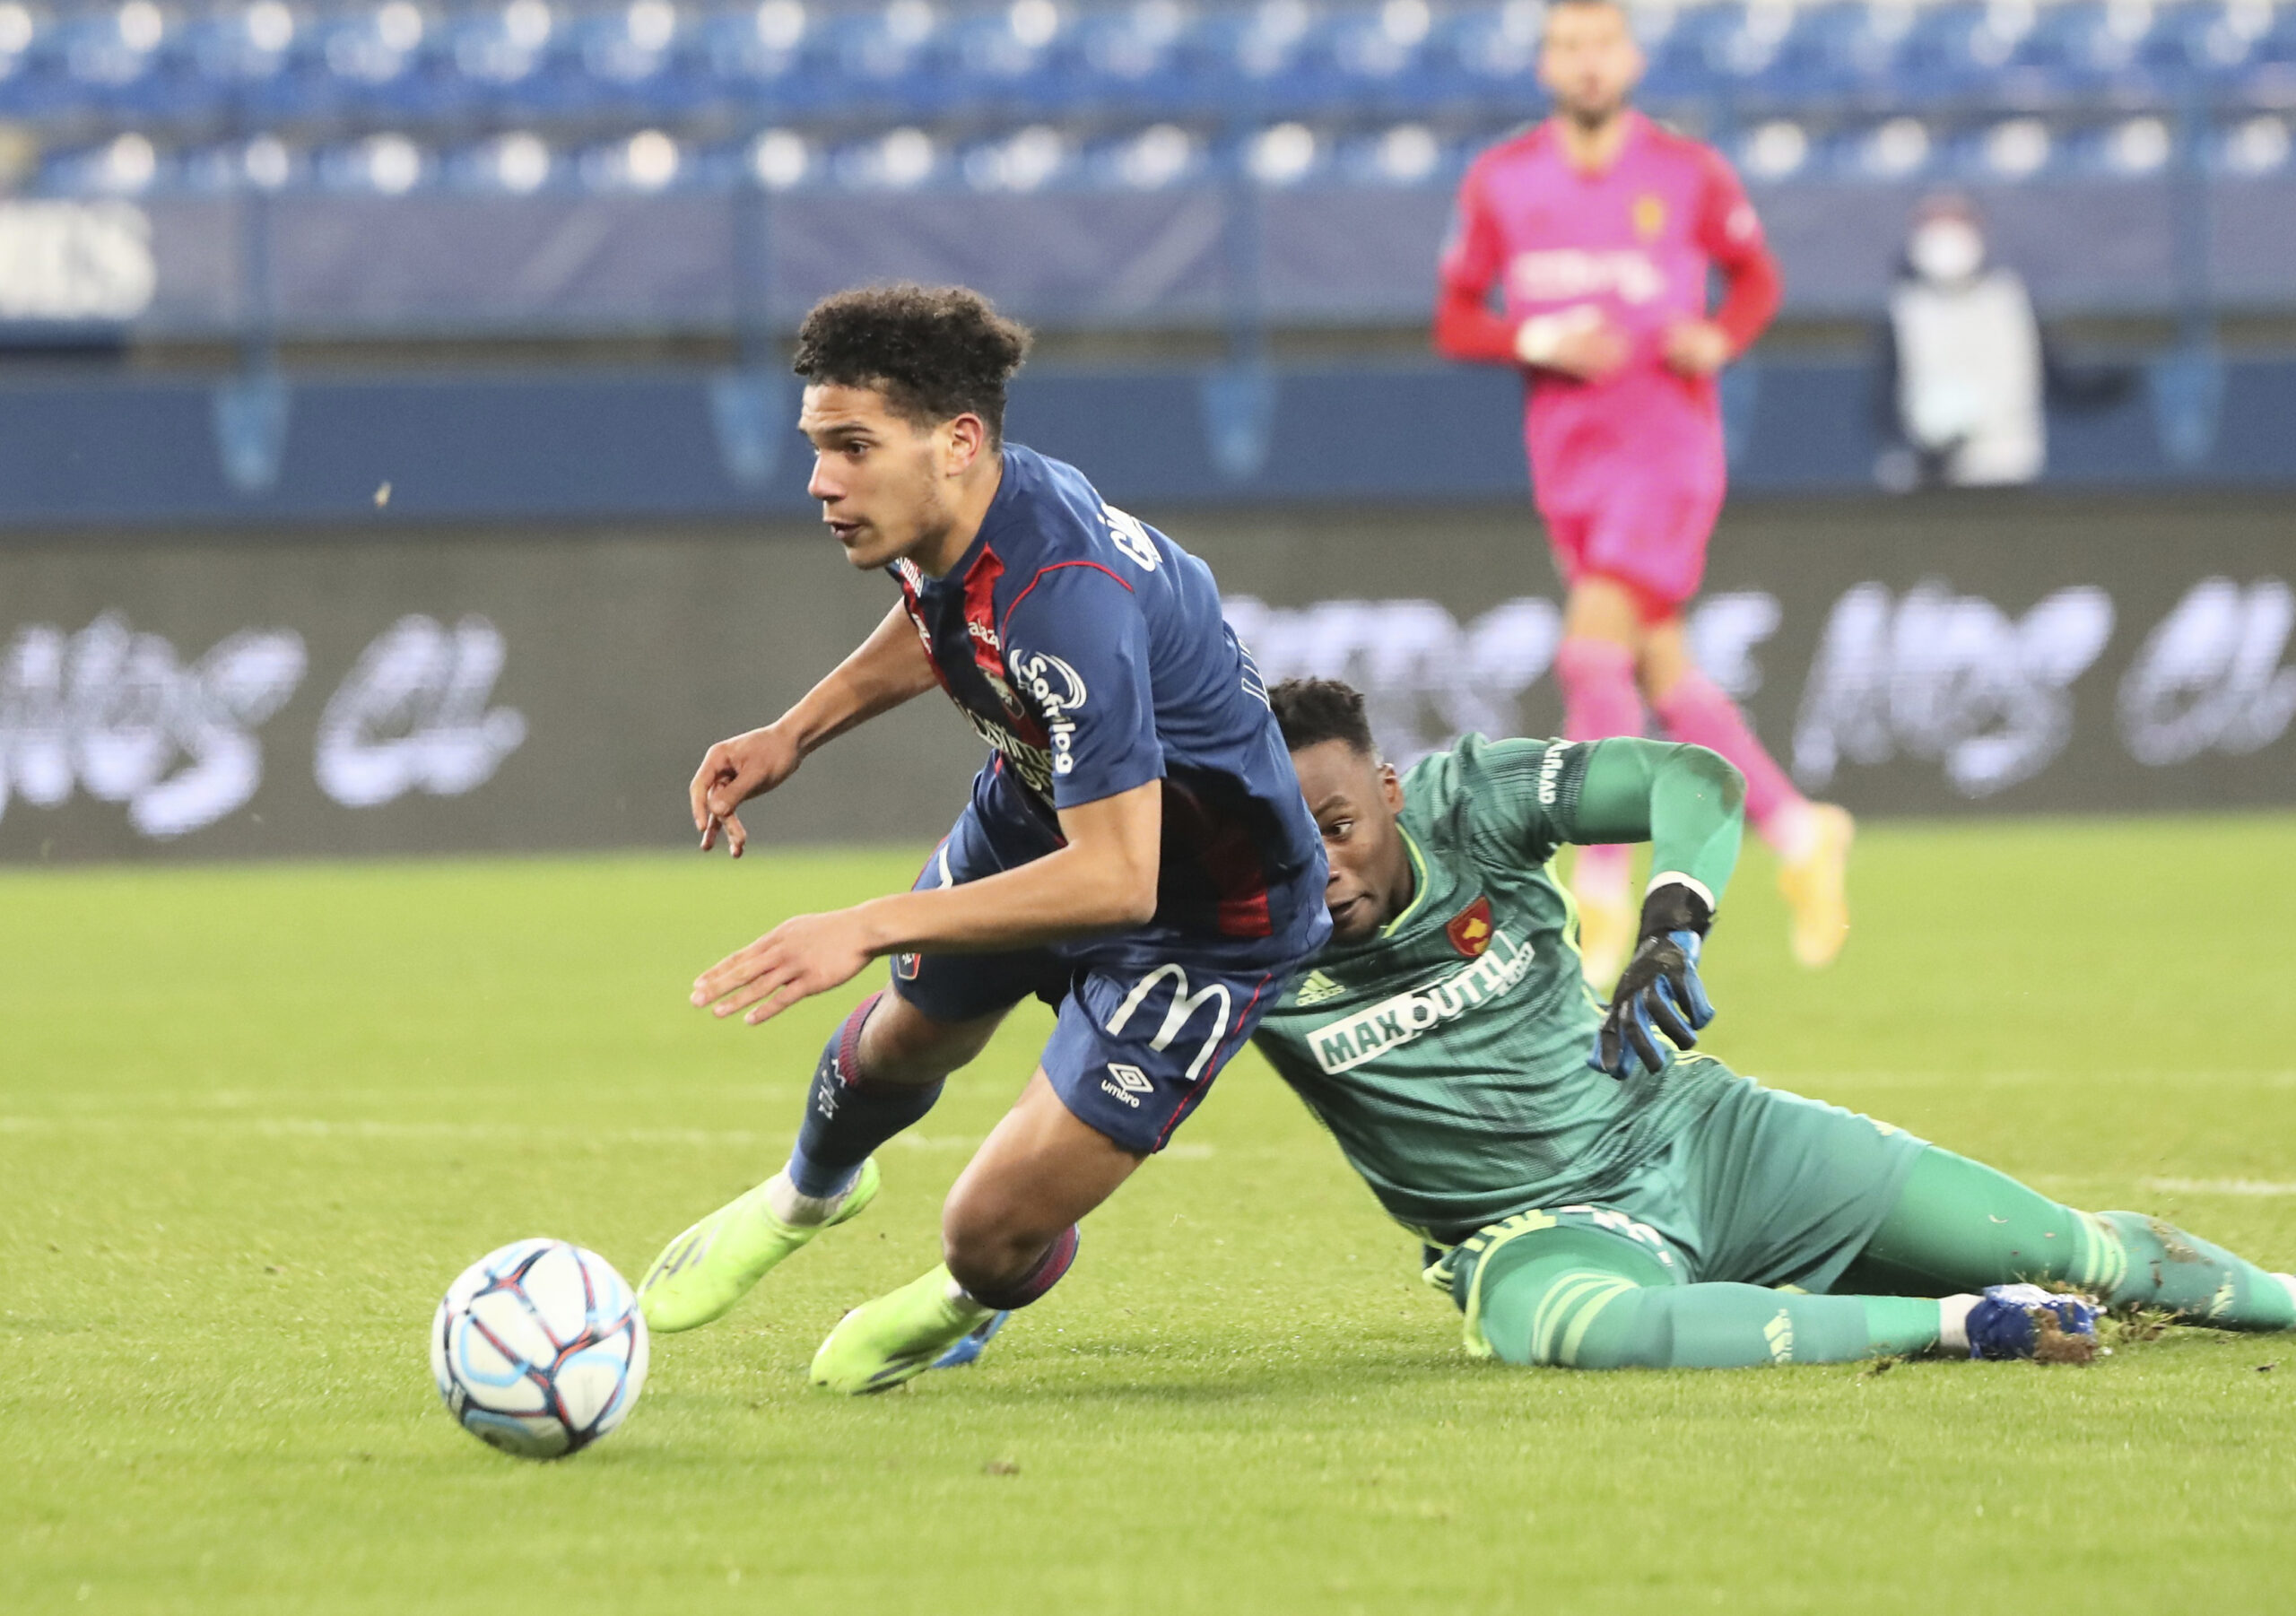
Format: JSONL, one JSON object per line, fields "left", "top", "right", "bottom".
{"left": 1251, "top": 734, "right": 1745, "bottom": 1245}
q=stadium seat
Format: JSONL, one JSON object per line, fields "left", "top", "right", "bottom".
{"left": 1736, "top": 116, "right": 1814, "bottom": 181}
{"left": 36, "top": 129, "right": 168, "bottom": 197}
{"left": 1241, "top": 117, "right": 1326, "bottom": 186}
{"left": 577, "top": 125, "right": 693, "bottom": 190}
{"left": 441, "top": 127, "right": 563, "bottom": 193}
{"left": 825, "top": 122, "right": 944, "bottom": 190}
{"left": 744, "top": 125, "right": 814, "bottom": 188}
{"left": 939, "top": 0, "right": 1067, "bottom": 116}
{"left": 1823, "top": 114, "right": 1937, "bottom": 181}
{"left": 313, "top": 130, "right": 434, "bottom": 195}
{"left": 1942, "top": 114, "right": 2063, "bottom": 179}
{"left": 2213, "top": 109, "right": 2293, "bottom": 172}
{"left": 1060, "top": 0, "right": 1197, "bottom": 117}
{"left": 2059, "top": 110, "right": 2179, "bottom": 174}
{"left": 957, "top": 121, "right": 1074, "bottom": 190}
{"left": 1328, "top": 118, "right": 1458, "bottom": 185}
{"left": 1432, "top": 0, "right": 1543, "bottom": 100}
{"left": 1077, "top": 119, "right": 1208, "bottom": 189}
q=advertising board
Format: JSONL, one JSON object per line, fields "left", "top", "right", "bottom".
{"left": 2, "top": 491, "right": 2289, "bottom": 863}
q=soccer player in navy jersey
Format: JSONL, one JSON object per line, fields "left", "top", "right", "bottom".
{"left": 635, "top": 283, "right": 1331, "bottom": 1392}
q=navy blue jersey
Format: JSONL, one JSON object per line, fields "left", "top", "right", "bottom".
{"left": 890, "top": 445, "right": 1327, "bottom": 970}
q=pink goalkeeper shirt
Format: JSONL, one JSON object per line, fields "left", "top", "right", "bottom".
{"left": 1438, "top": 111, "right": 1776, "bottom": 527}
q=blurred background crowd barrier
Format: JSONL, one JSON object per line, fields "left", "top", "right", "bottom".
{"left": 0, "top": 1, "right": 2290, "bottom": 859}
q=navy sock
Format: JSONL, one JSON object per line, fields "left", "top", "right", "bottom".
{"left": 787, "top": 991, "right": 944, "bottom": 1198}
{"left": 965, "top": 1225, "right": 1081, "bottom": 1311}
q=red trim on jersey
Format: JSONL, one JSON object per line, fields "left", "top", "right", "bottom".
{"left": 895, "top": 574, "right": 958, "bottom": 698}
{"left": 1001, "top": 558, "right": 1135, "bottom": 635}
{"left": 960, "top": 545, "right": 1009, "bottom": 690}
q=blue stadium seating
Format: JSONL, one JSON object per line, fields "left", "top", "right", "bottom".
{"left": 4, "top": 0, "right": 2292, "bottom": 200}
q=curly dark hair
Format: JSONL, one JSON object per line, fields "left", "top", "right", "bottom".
{"left": 1269, "top": 677, "right": 1377, "bottom": 757}
{"left": 791, "top": 283, "right": 1033, "bottom": 444}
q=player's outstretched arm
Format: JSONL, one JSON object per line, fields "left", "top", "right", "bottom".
{"left": 691, "top": 604, "right": 939, "bottom": 856}
{"left": 691, "top": 779, "right": 1163, "bottom": 1025}
{"left": 1564, "top": 740, "right": 1746, "bottom": 1079}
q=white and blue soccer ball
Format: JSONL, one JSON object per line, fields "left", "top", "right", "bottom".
{"left": 430, "top": 1238, "right": 648, "bottom": 1460}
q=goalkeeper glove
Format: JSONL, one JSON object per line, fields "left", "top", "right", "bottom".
{"left": 1588, "top": 879, "right": 1717, "bottom": 1082}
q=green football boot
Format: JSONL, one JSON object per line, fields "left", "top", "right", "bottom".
{"left": 637, "top": 1159, "right": 882, "bottom": 1334}
{"left": 810, "top": 1264, "right": 996, "bottom": 1394}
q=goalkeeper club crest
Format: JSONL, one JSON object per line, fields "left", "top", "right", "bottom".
{"left": 1446, "top": 896, "right": 1494, "bottom": 959}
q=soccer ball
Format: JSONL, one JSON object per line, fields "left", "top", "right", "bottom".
{"left": 430, "top": 1238, "right": 648, "bottom": 1460}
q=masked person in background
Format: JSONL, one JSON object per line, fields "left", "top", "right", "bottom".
{"left": 1878, "top": 194, "right": 2133, "bottom": 491}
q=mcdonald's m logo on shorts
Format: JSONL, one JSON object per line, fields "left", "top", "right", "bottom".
{"left": 1105, "top": 963, "right": 1233, "bottom": 1082}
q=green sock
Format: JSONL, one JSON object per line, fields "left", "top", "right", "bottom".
{"left": 1470, "top": 1235, "right": 1942, "bottom": 1369}
{"left": 2084, "top": 1212, "right": 2296, "bottom": 1329}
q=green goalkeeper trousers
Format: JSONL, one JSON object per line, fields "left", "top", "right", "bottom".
{"left": 1448, "top": 1144, "right": 2295, "bottom": 1369}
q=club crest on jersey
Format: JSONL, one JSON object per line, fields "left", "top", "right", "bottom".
{"left": 1446, "top": 896, "right": 1494, "bottom": 959}
{"left": 1633, "top": 193, "right": 1665, "bottom": 239}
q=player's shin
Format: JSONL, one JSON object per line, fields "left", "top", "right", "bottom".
{"left": 1483, "top": 1272, "right": 1939, "bottom": 1369}
{"left": 783, "top": 990, "right": 943, "bottom": 1207}
{"left": 1853, "top": 1148, "right": 2296, "bottom": 1332}
{"left": 2079, "top": 1212, "right": 2296, "bottom": 1331}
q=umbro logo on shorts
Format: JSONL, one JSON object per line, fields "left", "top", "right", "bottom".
{"left": 1100, "top": 1063, "right": 1153, "bottom": 1108}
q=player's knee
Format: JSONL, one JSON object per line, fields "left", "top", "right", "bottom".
{"left": 940, "top": 1202, "right": 1069, "bottom": 1301}
{"left": 859, "top": 995, "right": 998, "bottom": 1086}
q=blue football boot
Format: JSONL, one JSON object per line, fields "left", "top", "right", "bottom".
{"left": 929, "top": 1309, "right": 1010, "bottom": 1371}
{"left": 1965, "top": 1283, "right": 2101, "bottom": 1362}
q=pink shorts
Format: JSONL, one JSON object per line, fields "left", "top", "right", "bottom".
{"left": 1542, "top": 480, "right": 1722, "bottom": 621}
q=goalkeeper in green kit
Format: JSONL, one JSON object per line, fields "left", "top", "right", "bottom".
{"left": 1232, "top": 678, "right": 2296, "bottom": 1369}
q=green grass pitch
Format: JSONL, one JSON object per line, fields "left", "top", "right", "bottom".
{"left": 6, "top": 818, "right": 2295, "bottom": 1615}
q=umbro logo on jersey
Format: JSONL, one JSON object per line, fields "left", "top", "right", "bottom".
{"left": 1447, "top": 896, "right": 1494, "bottom": 959}
{"left": 1294, "top": 969, "right": 1344, "bottom": 1006}
{"left": 1100, "top": 1063, "right": 1154, "bottom": 1109}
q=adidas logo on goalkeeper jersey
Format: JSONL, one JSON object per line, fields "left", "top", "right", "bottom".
{"left": 1294, "top": 970, "right": 1344, "bottom": 1006}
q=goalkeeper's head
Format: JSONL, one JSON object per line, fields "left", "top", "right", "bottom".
{"left": 1270, "top": 678, "right": 1412, "bottom": 944}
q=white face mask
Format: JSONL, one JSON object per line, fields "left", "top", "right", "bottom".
{"left": 1909, "top": 218, "right": 1985, "bottom": 283}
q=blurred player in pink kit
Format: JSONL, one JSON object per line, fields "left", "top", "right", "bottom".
{"left": 1433, "top": 0, "right": 1853, "bottom": 984}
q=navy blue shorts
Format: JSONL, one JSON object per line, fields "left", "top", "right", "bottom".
{"left": 890, "top": 804, "right": 1295, "bottom": 1156}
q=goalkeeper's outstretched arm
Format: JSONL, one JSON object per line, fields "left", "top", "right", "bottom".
{"left": 1563, "top": 738, "right": 1746, "bottom": 918}
{"left": 1560, "top": 740, "right": 1746, "bottom": 1078}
